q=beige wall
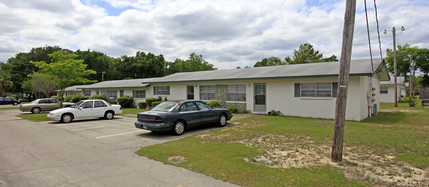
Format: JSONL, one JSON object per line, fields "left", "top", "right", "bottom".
{"left": 84, "top": 75, "right": 379, "bottom": 121}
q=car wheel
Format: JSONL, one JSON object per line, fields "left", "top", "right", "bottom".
{"left": 218, "top": 114, "right": 227, "bottom": 127}
{"left": 61, "top": 114, "right": 73, "bottom": 123}
{"left": 105, "top": 111, "right": 114, "bottom": 120}
{"left": 172, "top": 121, "right": 185, "bottom": 135}
{"left": 31, "top": 107, "right": 41, "bottom": 114}
{"left": 13, "top": 102, "right": 17, "bottom": 105}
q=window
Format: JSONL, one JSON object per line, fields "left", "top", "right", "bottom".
{"left": 187, "top": 86, "right": 194, "bottom": 100}
{"left": 200, "top": 85, "right": 216, "bottom": 100}
{"left": 301, "top": 83, "right": 332, "bottom": 97}
{"left": 39, "top": 99, "right": 49, "bottom": 104}
{"left": 120, "top": 90, "right": 124, "bottom": 97}
{"left": 380, "top": 87, "right": 388, "bottom": 94}
{"left": 196, "top": 101, "right": 210, "bottom": 111}
{"left": 94, "top": 101, "right": 107, "bottom": 108}
{"left": 154, "top": 86, "right": 170, "bottom": 95}
{"left": 133, "top": 90, "right": 146, "bottom": 98}
{"left": 179, "top": 102, "right": 198, "bottom": 112}
{"left": 227, "top": 85, "right": 246, "bottom": 101}
{"left": 81, "top": 101, "right": 93, "bottom": 109}
{"left": 83, "top": 90, "right": 91, "bottom": 97}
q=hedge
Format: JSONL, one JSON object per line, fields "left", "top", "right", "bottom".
{"left": 117, "top": 96, "right": 134, "bottom": 108}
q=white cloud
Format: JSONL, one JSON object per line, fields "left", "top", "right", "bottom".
{"left": 0, "top": 0, "right": 428, "bottom": 69}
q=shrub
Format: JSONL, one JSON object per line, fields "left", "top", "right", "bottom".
{"left": 138, "top": 102, "right": 147, "bottom": 109}
{"left": 242, "top": 110, "right": 250, "bottom": 114}
{"left": 268, "top": 110, "right": 282, "bottom": 116}
{"left": 69, "top": 94, "right": 88, "bottom": 103}
{"left": 164, "top": 97, "right": 168, "bottom": 101}
{"left": 89, "top": 94, "right": 110, "bottom": 102}
{"left": 19, "top": 99, "right": 29, "bottom": 102}
{"left": 207, "top": 100, "right": 222, "bottom": 108}
{"left": 117, "top": 96, "right": 134, "bottom": 108}
{"left": 228, "top": 107, "right": 239, "bottom": 113}
{"left": 146, "top": 97, "right": 161, "bottom": 108}
{"left": 152, "top": 101, "right": 164, "bottom": 108}
{"left": 64, "top": 95, "right": 73, "bottom": 102}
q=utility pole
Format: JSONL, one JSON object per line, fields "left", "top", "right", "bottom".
{"left": 384, "top": 26, "right": 405, "bottom": 107}
{"left": 410, "top": 55, "right": 415, "bottom": 98}
{"left": 393, "top": 27, "right": 398, "bottom": 107}
{"left": 332, "top": 0, "right": 356, "bottom": 162}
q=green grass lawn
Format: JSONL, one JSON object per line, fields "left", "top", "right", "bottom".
{"left": 0, "top": 106, "right": 19, "bottom": 110}
{"left": 121, "top": 108, "right": 149, "bottom": 115}
{"left": 136, "top": 99, "right": 429, "bottom": 186}
{"left": 17, "top": 114, "right": 51, "bottom": 122}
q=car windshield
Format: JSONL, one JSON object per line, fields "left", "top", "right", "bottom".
{"left": 72, "top": 100, "right": 85, "bottom": 108}
{"left": 30, "top": 100, "right": 39, "bottom": 104}
{"left": 151, "top": 102, "right": 178, "bottom": 112}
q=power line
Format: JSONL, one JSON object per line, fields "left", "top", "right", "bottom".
{"left": 374, "top": 0, "right": 383, "bottom": 59}
{"left": 364, "top": 0, "right": 374, "bottom": 73}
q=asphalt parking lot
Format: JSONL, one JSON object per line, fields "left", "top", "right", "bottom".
{"left": 0, "top": 109, "right": 238, "bottom": 187}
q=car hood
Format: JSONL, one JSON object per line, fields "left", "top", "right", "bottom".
{"left": 50, "top": 107, "right": 77, "bottom": 114}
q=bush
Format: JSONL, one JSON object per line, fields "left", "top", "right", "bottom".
{"left": 268, "top": 110, "right": 282, "bottom": 116}
{"left": 88, "top": 94, "right": 110, "bottom": 103}
{"left": 228, "top": 107, "right": 239, "bottom": 113}
{"left": 152, "top": 101, "right": 164, "bottom": 108}
{"left": 19, "top": 98, "right": 29, "bottom": 102}
{"left": 242, "top": 110, "right": 250, "bottom": 114}
{"left": 65, "top": 94, "right": 88, "bottom": 103}
{"left": 138, "top": 102, "right": 147, "bottom": 109}
{"left": 146, "top": 97, "right": 161, "bottom": 108}
{"left": 117, "top": 96, "right": 134, "bottom": 108}
{"left": 207, "top": 100, "right": 222, "bottom": 108}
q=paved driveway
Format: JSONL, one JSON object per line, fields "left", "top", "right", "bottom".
{"left": 0, "top": 109, "right": 238, "bottom": 187}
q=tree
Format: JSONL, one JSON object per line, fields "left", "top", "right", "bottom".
{"left": 285, "top": 43, "right": 337, "bottom": 64}
{"left": 28, "top": 72, "right": 58, "bottom": 98}
{"left": 0, "top": 71, "right": 13, "bottom": 97}
{"left": 385, "top": 44, "right": 429, "bottom": 87}
{"left": 165, "top": 52, "right": 216, "bottom": 74}
{"left": 31, "top": 51, "right": 96, "bottom": 106}
{"left": 254, "top": 57, "right": 285, "bottom": 67}
{"left": 75, "top": 49, "right": 121, "bottom": 81}
{"left": 117, "top": 51, "right": 166, "bottom": 79}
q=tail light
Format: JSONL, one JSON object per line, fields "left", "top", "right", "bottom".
{"left": 154, "top": 116, "right": 162, "bottom": 122}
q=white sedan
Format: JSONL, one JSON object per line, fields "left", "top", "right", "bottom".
{"left": 48, "top": 99, "right": 122, "bottom": 123}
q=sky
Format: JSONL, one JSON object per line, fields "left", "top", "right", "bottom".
{"left": 1, "top": 0, "right": 428, "bottom": 69}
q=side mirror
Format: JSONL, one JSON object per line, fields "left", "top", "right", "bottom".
{"left": 79, "top": 107, "right": 83, "bottom": 110}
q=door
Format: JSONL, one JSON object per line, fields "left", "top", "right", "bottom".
{"left": 187, "top": 86, "right": 194, "bottom": 100}
{"left": 178, "top": 102, "right": 201, "bottom": 127}
{"left": 93, "top": 100, "right": 108, "bottom": 117}
{"left": 75, "top": 101, "right": 94, "bottom": 119}
{"left": 254, "top": 83, "right": 266, "bottom": 113}
{"left": 196, "top": 101, "right": 218, "bottom": 124}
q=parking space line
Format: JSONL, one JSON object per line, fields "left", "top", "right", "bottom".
{"left": 72, "top": 124, "right": 123, "bottom": 131}
{"left": 95, "top": 130, "right": 143, "bottom": 139}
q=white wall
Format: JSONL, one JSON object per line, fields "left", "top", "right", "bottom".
{"left": 379, "top": 85, "right": 401, "bottom": 103}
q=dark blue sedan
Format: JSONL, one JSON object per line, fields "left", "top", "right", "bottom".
{"left": 135, "top": 100, "right": 233, "bottom": 135}
{"left": 0, "top": 97, "right": 21, "bottom": 105}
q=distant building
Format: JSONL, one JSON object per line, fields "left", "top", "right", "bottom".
{"left": 379, "top": 76, "right": 405, "bottom": 103}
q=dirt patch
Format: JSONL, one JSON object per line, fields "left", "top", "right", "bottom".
{"left": 168, "top": 156, "right": 187, "bottom": 164}
{"left": 238, "top": 134, "right": 428, "bottom": 186}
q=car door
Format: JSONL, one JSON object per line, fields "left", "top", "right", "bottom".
{"left": 38, "top": 99, "right": 51, "bottom": 111}
{"left": 196, "top": 101, "right": 218, "bottom": 124}
{"left": 74, "top": 101, "right": 94, "bottom": 119}
{"left": 178, "top": 102, "right": 202, "bottom": 128}
{"left": 93, "top": 100, "right": 108, "bottom": 117}
{"left": 48, "top": 99, "right": 60, "bottom": 110}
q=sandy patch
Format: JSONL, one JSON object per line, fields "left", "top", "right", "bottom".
{"left": 168, "top": 156, "right": 187, "bottom": 164}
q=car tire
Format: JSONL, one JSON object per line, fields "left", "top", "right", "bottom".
{"left": 218, "top": 114, "right": 227, "bottom": 127}
{"left": 13, "top": 102, "right": 17, "bottom": 105}
{"left": 172, "top": 121, "right": 185, "bottom": 135}
{"left": 105, "top": 111, "right": 114, "bottom": 120}
{"left": 61, "top": 114, "right": 73, "bottom": 123}
{"left": 31, "top": 107, "right": 41, "bottom": 114}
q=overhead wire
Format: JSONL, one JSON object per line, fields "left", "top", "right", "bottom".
{"left": 373, "top": 0, "right": 383, "bottom": 60}
{"left": 364, "top": 0, "right": 374, "bottom": 73}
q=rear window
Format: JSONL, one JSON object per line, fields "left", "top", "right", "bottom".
{"left": 151, "top": 102, "right": 178, "bottom": 112}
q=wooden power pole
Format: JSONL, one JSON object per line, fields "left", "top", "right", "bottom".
{"left": 331, "top": 0, "right": 356, "bottom": 162}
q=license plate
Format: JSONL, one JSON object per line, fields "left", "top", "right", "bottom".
{"left": 143, "top": 124, "right": 148, "bottom": 129}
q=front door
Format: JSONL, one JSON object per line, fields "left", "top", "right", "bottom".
{"left": 254, "top": 83, "right": 266, "bottom": 113}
